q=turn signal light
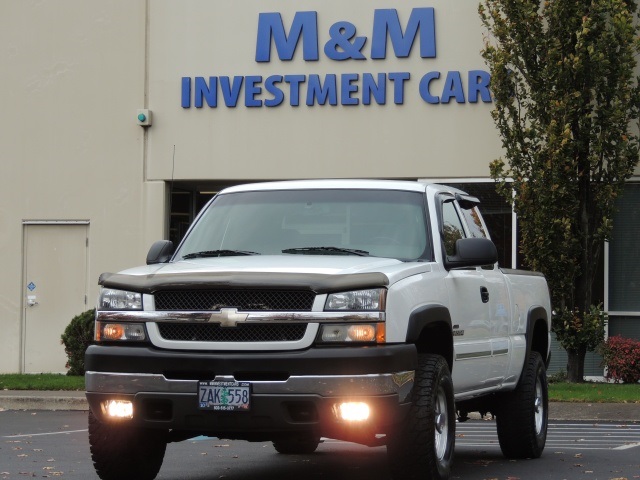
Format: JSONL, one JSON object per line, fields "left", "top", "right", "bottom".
{"left": 95, "top": 322, "right": 147, "bottom": 342}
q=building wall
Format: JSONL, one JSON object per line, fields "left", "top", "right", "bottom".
{"left": 1, "top": 1, "right": 165, "bottom": 372}
{"left": 1, "top": 0, "right": 638, "bottom": 373}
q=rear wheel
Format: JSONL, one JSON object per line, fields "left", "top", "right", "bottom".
{"left": 387, "top": 354, "right": 455, "bottom": 480}
{"left": 88, "top": 410, "right": 167, "bottom": 480}
{"left": 273, "top": 434, "right": 321, "bottom": 454}
{"left": 496, "top": 351, "right": 548, "bottom": 459}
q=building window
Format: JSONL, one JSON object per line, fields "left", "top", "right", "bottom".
{"left": 609, "top": 182, "right": 640, "bottom": 312}
{"left": 169, "top": 187, "right": 215, "bottom": 246}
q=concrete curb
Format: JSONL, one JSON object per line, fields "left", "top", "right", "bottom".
{"left": 1, "top": 391, "right": 639, "bottom": 421}
{"left": 0, "top": 391, "right": 87, "bottom": 411}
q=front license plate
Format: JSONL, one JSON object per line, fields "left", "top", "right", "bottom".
{"left": 198, "top": 381, "right": 251, "bottom": 411}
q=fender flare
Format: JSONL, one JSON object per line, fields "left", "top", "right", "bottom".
{"left": 406, "top": 304, "right": 453, "bottom": 369}
{"left": 525, "top": 306, "right": 550, "bottom": 367}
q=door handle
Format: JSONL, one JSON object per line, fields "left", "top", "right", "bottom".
{"left": 480, "top": 286, "right": 489, "bottom": 303}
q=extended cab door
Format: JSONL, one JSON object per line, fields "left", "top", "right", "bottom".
{"left": 439, "top": 195, "right": 512, "bottom": 394}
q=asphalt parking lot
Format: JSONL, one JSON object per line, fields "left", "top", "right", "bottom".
{"left": 1, "top": 410, "right": 639, "bottom": 480}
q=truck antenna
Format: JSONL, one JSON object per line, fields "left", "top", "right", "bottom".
{"left": 168, "top": 145, "right": 176, "bottom": 239}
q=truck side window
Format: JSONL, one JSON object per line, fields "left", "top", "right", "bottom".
{"left": 441, "top": 200, "right": 465, "bottom": 256}
{"left": 460, "top": 206, "right": 487, "bottom": 238}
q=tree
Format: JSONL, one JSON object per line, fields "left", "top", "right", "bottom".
{"left": 479, "top": 0, "right": 640, "bottom": 382}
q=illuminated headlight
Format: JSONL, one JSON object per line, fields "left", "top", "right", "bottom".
{"left": 318, "top": 323, "right": 385, "bottom": 343}
{"left": 96, "top": 322, "right": 147, "bottom": 342}
{"left": 325, "top": 289, "right": 386, "bottom": 311}
{"left": 99, "top": 288, "right": 142, "bottom": 310}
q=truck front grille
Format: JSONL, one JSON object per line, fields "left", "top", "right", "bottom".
{"left": 157, "top": 323, "right": 308, "bottom": 342}
{"left": 154, "top": 290, "right": 315, "bottom": 311}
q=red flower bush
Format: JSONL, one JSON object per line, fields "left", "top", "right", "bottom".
{"left": 599, "top": 336, "right": 640, "bottom": 384}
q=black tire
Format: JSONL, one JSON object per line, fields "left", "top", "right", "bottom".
{"left": 496, "top": 351, "right": 548, "bottom": 459}
{"left": 387, "top": 354, "right": 455, "bottom": 480}
{"left": 273, "top": 434, "right": 321, "bottom": 454}
{"left": 88, "top": 410, "right": 167, "bottom": 480}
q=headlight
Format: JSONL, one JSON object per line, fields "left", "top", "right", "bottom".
{"left": 318, "top": 323, "right": 386, "bottom": 344}
{"left": 324, "top": 289, "right": 386, "bottom": 311}
{"left": 96, "top": 322, "right": 147, "bottom": 342}
{"left": 99, "top": 288, "right": 142, "bottom": 310}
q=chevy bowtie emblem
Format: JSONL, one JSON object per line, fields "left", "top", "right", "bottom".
{"left": 208, "top": 308, "right": 249, "bottom": 328}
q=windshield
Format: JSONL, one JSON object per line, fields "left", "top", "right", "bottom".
{"left": 175, "top": 189, "right": 431, "bottom": 261}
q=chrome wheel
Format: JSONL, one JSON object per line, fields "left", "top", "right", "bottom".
{"left": 434, "top": 387, "right": 449, "bottom": 460}
{"left": 534, "top": 375, "right": 544, "bottom": 435}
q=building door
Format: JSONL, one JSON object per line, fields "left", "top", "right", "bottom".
{"left": 22, "top": 223, "right": 88, "bottom": 373}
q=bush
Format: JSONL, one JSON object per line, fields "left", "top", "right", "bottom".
{"left": 599, "top": 336, "right": 640, "bottom": 384}
{"left": 60, "top": 309, "right": 95, "bottom": 376}
{"left": 547, "top": 370, "right": 568, "bottom": 384}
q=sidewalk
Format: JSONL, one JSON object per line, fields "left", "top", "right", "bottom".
{"left": 0, "top": 390, "right": 639, "bottom": 422}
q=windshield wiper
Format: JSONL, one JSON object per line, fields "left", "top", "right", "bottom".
{"left": 182, "top": 249, "right": 260, "bottom": 259}
{"left": 282, "top": 246, "right": 370, "bottom": 256}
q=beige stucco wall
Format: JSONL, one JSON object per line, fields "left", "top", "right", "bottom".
{"left": 0, "top": 1, "right": 162, "bottom": 372}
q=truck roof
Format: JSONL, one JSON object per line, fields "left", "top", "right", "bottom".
{"left": 218, "top": 179, "right": 460, "bottom": 195}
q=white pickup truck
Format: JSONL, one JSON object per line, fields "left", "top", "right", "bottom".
{"left": 85, "top": 179, "right": 551, "bottom": 480}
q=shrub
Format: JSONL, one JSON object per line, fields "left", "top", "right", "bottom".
{"left": 547, "top": 370, "right": 568, "bottom": 384}
{"left": 60, "top": 309, "right": 95, "bottom": 376}
{"left": 599, "top": 336, "right": 640, "bottom": 384}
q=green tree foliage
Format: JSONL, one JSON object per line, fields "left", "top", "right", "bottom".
{"left": 479, "top": 0, "right": 640, "bottom": 381}
{"left": 60, "top": 309, "right": 95, "bottom": 376}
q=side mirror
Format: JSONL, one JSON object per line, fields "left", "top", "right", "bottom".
{"left": 444, "top": 237, "right": 497, "bottom": 270}
{"left": 146, "top": 240, "right": 174, "bottom": 265}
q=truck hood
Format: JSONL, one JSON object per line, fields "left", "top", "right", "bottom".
{"left": 99, "top": 256, "right": 432, "bottom": 293}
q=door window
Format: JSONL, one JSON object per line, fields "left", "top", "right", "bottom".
{"left": 460, "top": 206, "right": 487, "bottom": 238}
{"left": 441, "top": 200, "right": 465, "bottom": 256}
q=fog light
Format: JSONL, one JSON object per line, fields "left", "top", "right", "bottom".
{"left": 336, "top": 402, "right": 370, "bottom": 421}
{"left": 102, "top": 400, "right": 133, "bottom": 419}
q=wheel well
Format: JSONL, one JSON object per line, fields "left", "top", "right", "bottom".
{"left": 530, "top": 318, "right": 549, "bottom": 364}
{"left": 414, "top": 322, "right": 453, "bottom": 372}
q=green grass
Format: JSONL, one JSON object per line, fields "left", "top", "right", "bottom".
{"left": 549, "top": 381, "right": 640, "bottom": 403}
{"left": 0, "top": 374, "right": 85, "bottom": 391}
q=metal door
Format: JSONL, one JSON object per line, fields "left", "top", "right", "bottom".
{"left": 22, "top": 223, "right": 88, "bottom": 373}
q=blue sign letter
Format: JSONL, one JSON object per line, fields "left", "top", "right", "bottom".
{"left": 363, "top": 73, "right": 386, "bottom": 105}
{"left": 371, "top": 8, "right": 436, "bottom": 59}
{"left": 181, "top": 77, "right": 191, "bottom": 108}
{"left": 419, "top": 72, "right": 440, "bottom": 104}
{"left": 468, "top": 70, "right": 492, "bottom": 103}
{"left": 307, "top": 74, "right": 337, "bottom": 105}
{"left": 284, "top": 75, "right": 306, "bottom": 106}
{"left": 265, "top": 76, "right": 285, "bottom": 107}
{"left": 389, "top": 72, "right": 410, "bottom": 104}
{"left": 194, "top": 77, "right": 218, "bottom": 108}
{"left": 220, "top": 76, "right": 244, "bottom": 107}
{"left": 256, "top": 12, "right": 319, "bottom": 62}
{"left": 441, "top": 71, "right": 465, "bottom": 103}
{"left": 245, "top": 76, "right": 263, "bottom": 107}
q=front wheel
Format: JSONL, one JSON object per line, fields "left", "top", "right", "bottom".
{"left": 88, "top": 410, "right": 167, "bottom": 480}
{"left": 272, "top": 434, "right": 321, "bottom": 454}
{"left": 387, "top": 354, "right": 455, "bottom": 480}
{"left": 496, "top": 351, "right": 548, "bottom": 459}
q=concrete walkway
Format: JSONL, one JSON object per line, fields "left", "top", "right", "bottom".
{"left": 1, "top": 390, "right": 639, "bottom": 422}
